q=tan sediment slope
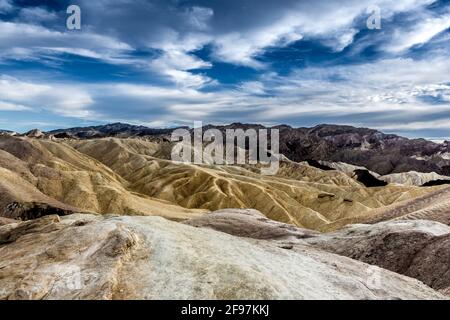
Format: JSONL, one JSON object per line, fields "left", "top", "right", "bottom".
{"left": 321, "top": 186, "right": 450, "bottom": 231}
{"left": 0, "top": 217, "right": 17, "bottom": 226}
{"left": 0, "top": 213, "right": 445, "bottom": 300}
{"left": 68, "top": 138, "right": 439, "bottom": 229}
{"left": 0, "top": 135, "right": 443, "bottom": 230}
{"left": 0, "top": 136, "right": 204, "bottom": 221}
{"left": 380, "top": 171, "right": 450, "bottom": 186}
{"left": 0, "top": 166, "right": 80, "bottom": 219}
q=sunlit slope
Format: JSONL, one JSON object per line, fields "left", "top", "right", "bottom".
{"left": 69, "top": 138, "right": 438, "bottom": 229}
{"left": 1, "top": 135, "right": 442, "bottom": 230}
{"left": 0, "top": 136, "right": 204, "bottom": 220}
{"left": 320, "top": 186, "right": 450, "bottom": 232}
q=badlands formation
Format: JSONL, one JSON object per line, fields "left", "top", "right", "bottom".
{"left": 0, "top": 212, "right": 446, "bottom": 300}
{"left": 0, "top": 126, "right": 449, "bottom": 300}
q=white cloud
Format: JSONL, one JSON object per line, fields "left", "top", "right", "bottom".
{"left": 149, "top": 49, "right": 214, "bottom": 88}
{"left": 0, "top": 101, "right": 31, "bottom": 111}
{"left": 210, "top": 0, "right": 438, "bottom": 66}
{"left": 0, "top": 0, "right": 13, "bottom": 14}
{"left": 374, "top": 119, "right": 450, "bottom": 130}
{"left": 184, "top": 6, "right": 214, "bottom": 31}
{"left": 0, "top": 0, "right": 448, "bottom": 135}
{"left": 126, "top": 56, "right": 450, "bottom": 128}
{"left": 1, "top": 0, "right": 441, "bottom": 71}
{"left": 0, "top": 19, "right": 212, "bottom": 88}
{"left": 239, "top": 81, "right": 266, "bottom": 95}
{"left": 387, "top": 13, "right": 450, "bottom": 52}
{"left": 77, "top": 56, "right": 448, "bottom": 128}
{"left": 2, "top": 54, "right": 448, "bottom": 131}
{"left": 212, "top": 18, "right": 304, "bottom": 68}
{"left": 255, "top": 57, "right": 450, "bottom": 118}
{"left": 17, "top": 7, "right": 58, "bottom": 23}
{"left": 0, "top": 21, "right": 132, "bottom": 65}
{"left": 0, "top": 76, "right": 94, "bottom": 118}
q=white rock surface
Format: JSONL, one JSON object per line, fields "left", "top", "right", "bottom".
{"left": 319, "top": 161, "right": 380, "bottom": 177}
{"left": 0, "top": 213, "right": 446, "bottom": 300}
{"left": 306, "top": 219, "right": 450, "bottom": 296}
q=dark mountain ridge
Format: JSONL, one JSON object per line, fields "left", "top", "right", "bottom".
{"left": 4, "top": 122, "right": 450, "bottom": 176}
{"left": 48, "top": 122, "right": 187, "bottom": 139}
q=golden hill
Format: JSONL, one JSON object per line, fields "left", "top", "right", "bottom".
{"left": 67, "top": 137, "right": 442, "bottom": 229}
{"left": 0, "top": 136, "right": 204, "bottom": 221}
{"left": 321, "top": 186, "right": 450, "bottom": 231}
{"left": 0, "top": 135, "right": 445, "bottom": 230}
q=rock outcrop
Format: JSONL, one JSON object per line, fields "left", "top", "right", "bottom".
{"left": 380, "top": 171, "right": 450, "bottom": 186}
{"left": 48, "top": 122, "right": 177, "bottom": 139}
{"left": 319, "top": 161, "right": 380, "bottom": 177}
{"left": 185, "top": 209, "right": 450, "bottom": 297}
{"left": 3, "top": 202, "right": 76, "bottom": 221}
{"left": 352, "top": 169, "right": 388, "bottom": 187}
{"left": 306, "top": 220, "right": 450, "bottom": 296}
{"left": 24, "top": 129, "right": 45, "bottom": 139}
{"left": 0, "top": 130, "right": 16, "bottom": 136}
{"left": 0, "top": 212, "right": 446, "bottom": 300}
{"left": 184, "top": 209, "right": 319, "bottom": 240}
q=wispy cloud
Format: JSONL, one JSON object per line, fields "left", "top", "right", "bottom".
{"left": 0, "top": 75, "right": 94, "bottom": 118}
{"left": 0, "top": 100, "right": 31, "bottom": 111}
{"left": 0, "top": 0, "right": 13, "bottom": 14}
{"left": 0, "top": 0, "right": 448, "bottom": 137}
{"left": 386, "top": 11, "right": 450, "bottom": 52}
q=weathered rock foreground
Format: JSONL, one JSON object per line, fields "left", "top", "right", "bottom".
{"left": 307, "top": 220, "right": 450, "bottom": 296}
{"left": 187, "top": 209, "right": 450, "bottom": 297}
{"left": 0, "top": 211, "right": 446, "bottom": 300}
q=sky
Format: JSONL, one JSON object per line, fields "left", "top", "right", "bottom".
{"left": 0, "top": 0, "right": 449, "bottom": 138}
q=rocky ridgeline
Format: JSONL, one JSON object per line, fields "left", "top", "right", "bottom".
{"left": 7, "top": 122, "right": 450, "bottom": 175}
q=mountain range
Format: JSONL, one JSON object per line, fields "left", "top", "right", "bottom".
{"left": 13, "top": 122, "right": 450, "bottom": 176}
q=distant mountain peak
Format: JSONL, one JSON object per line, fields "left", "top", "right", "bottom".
{"left": 11, "top": 122, "right": 450, "bottom": 176}
{"left": 24, "top": 129, "right": 44, "bottom": 138}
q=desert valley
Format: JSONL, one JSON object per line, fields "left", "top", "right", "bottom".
{"left": 0, "top": 123, "right": 449, "bottom": 300}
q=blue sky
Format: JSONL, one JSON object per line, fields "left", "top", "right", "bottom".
{"left": 0, "top": 0, "right": 449, "bottom": 138}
